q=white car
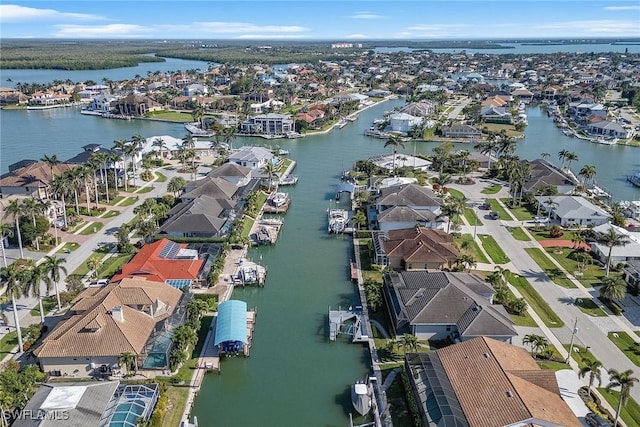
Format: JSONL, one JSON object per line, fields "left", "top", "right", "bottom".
{"left": 89, "top": 279, "right": 109, "bottom": 287}
{"left": 534, "top": 216, "right": 550, "bottom": 224}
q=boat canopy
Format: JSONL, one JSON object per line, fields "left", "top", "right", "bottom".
{"left": 335, "top": 182, "right": 356, "bottom": 194}
{"left": 214, "top": 300, "right": 248, "bottom": 345}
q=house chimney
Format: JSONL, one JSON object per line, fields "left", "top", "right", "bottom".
{"left": 111, "top": 306, "right": 124, "bottom": 322}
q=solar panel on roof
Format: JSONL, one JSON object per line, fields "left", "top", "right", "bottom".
{"left": 159, "top": 241, "right": 180, "bottom": 259}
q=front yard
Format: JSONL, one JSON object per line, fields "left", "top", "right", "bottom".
{"left": 478, "top": 234, "right": 510, "bottom": 264}
{"left": 524, "top": 247, "right": 576, "bottom": 288}
{"left": 506, "top": 272, "right": 564, "bottom": 328}
{"left": 608, "top": 331, "right": 640, "bottom": 366}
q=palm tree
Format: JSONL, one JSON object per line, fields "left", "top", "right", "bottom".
{"left": 118, "top": 352, "right": 137, "bottom": 375}
{"left": 40, "top": 154, "right": 61, "bottom": 199}
{"left": 0, "top": 223, "right": 13, "bottom": 268}
{"left": 565, "top": 152, "right": 579, "bottom": 170}
{"left": 474, "top": 136, "right": 499, "bottom": 169}
{"left": 66, "top": 167, "right": 83, "bottom": 214}
{"left": 543, "top": 197, "right": 558, "bottom": 220}
{"left": 168, "top": 176, "right": 186, "bottom": 197}
{"left": 51, "top": 173, "right": 71, "bottom": 227}
{"left": 599, "top": 276, "right": 627, "bottom": 302}
{"left": 91, "top": 151, "right": 110, "bottom": 204}
{"left": 22, "top": 197, "right": 44, "bottom": 251}
{"left": 455, "top": 254, "right": 477, "bottom": 272}
{"left": 113, "top": 139, "right": 129, "bottom": 191}
{"left": 0, "top": 264, "right": 25, "bottom": 353}
{"left": 222, "top": 126, "right": 238, "bottom": 151}
{"left": 578, "top": 164, "right": 597, "bottom": 188}
{"left": 443, "top": 195, "right": 467, "bottom": 233}
{"left": 606, "top": 369, "right": 639, "bottom": 427}
{"left": 400, "top": 334, "right": 419, "bottom": 352}
{"left": 497, "top": 135, "right": 517, "bottom": 157}
{"left": 384, "top": 134, "right": 406, "bottom": 176}
{"left": 191, "top": 103, "right": 205, "bottom": 129}
{"left": 22, "top": 261, "right": 49, "bottom": 323}
{"left": 87, "top": 255, "right": 103, "bottom": 279}
{"left": 262, "top": 162, "right": 277, "bottom": 191}
{"left": 152, "top": 137, "right": 167, "bottom": 159}
{"left": 3, "top": 199, "right": 24, "bottom": 259}
{"left": 494, "top": 265, "right": 511, "bottom": 286}
{"left": 540, "top": 152, "right": 551, "bottom": 160}
{"left": 596, "top": 228, "right": 630, "bottom": 276}
{"left": 522, "top": 334, "right": 548, "bottom": 356}
{"left": 125, "top": 138, "right": 143, "bottom": 188}
{"left": 41, "top": 255, "right": 67, "bottom": 311}
{"left": 578, "top": 359, "right": 603, "bottom": 397}
{"left": 558, "top": 149, "right": 570, "bottom": 168}
{"left": 182, "top": 134, "right": 197, "bottom": 180}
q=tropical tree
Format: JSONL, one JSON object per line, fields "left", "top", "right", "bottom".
{"left": 152, "top": 137, "right": 167, "bottom": 159}
{"left": 3, "top": 199, "right": 24, "bottom": 259}
{"left": 599, "top": 276, "right": 627, "bottom": 302}
{"left": 384, "top": 134, "right": 406, "bottom": 176}
{"left": 40, "top": 154, "right": 61, "bottom": 198}
{"left": 113, "top": 139, "right": 129, "bottom": 191}
{"left": 543, "top": 197, "right": 558, "bottom": 220}
{"left": 564, "top": 151, "right": 579, "bottom": 169}
{"left": 51, "top": 173, "right": 71, "bottom": 227}
{"left": 474, "top": 136, "right": 499, "bottom": 169}
{"left": 91, "top": 151, "right": 110, "bottom": 204}
{"left": 222, "top": 125, "right": 238, "bottom": 151}
{"left": 496, "top": 135, "right": 517, "bottom": 157}
{"left": 0, "top": 223, "right": 13, "bottom": 268}
{"left": 191, "top": 103, "right": 205, "bottom": 128}
{"left": 352, "top": 211, "right": 368, "bottom": 230}
{"left": 173, "top": 324, "right": 198, "bottom": 353}
{"left": 606, "top": 369, "right": 639, "bottom": 427}
{"left": 400, "top": 334, "right": 419, "bottom": 352}
{"left": 455, "top": 254, "right": 477, "bottom": 272}
{"left": 181, "top": 133, "right": 197, "bottom": 180}
{"left": 540, "top": 152, "right": 551, "bottom": 160}
{"left": 118, "top": 352, "right": 137, "bottom": 374}
{"left": 596, "top": 228, "right": 630, "bottom": 276}
{"left": 22, "top": 197, "right": 46, "bottom": 250}
{"left": 262, "top": 161, "right": 277, "bottom": 191}
{"left": 22, "top": 261, "right": 50, "bottom": 323}
{"left": 558, "top": 149, "right": 570, "bottom": 168}
{"left": 0, "top": 264, "right": 25, "bottom": 353}
{"left": 186, "top": 298, "right": 208, "bottom": 324}
{"left": 443, "top": 195, "right": 467, "bottom": 233}
{"left": 578, "top": 164, "right": 597, "bottom": 188}
{"left": 578, "top": 359, "right": 603, "bottom": 397}
{"left": 87, "top": 255, "right": 103, "bottom": 279}
{"left": 522, "top": 334, "right": 548, "bottom": 356}
{"left": 41, "top": 255, "right": 67, "bottom": 310}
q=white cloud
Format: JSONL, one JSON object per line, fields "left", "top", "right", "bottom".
{"left": 534, "top": 20, "right": 640, "bottom": 35}
{"left": 350, "top": 12, "right": 384, "bottom": 19}
{"left": 344, "top": 34, "right": 371, "bottom": 39}
{"left": 54, "top": 24, "right": 151, "bottom": 38}
{"left": 192, "top": 21, "right": 308, "bottom": 33}
{"left": 603, "top": 5, "right": 640, "bottom": 11}
{"left": 0, "top": 4, "right": 104, "bottom": 23}
{"left": 234, "top": 34, "right": 309, "bottom": 40}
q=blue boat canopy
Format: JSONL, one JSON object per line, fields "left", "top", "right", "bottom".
{"left": 335, "top": 183, "right": 356, "bottom": 194}
{"left": 214, "top": 300, "right": 248, "bottom": 346}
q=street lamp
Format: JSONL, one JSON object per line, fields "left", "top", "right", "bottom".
{"left": 566, "top": 318, "right": 579, "bottom": 363}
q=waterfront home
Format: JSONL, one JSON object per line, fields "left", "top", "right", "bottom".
{"left": 240, "top": 113, "right": 294, "bottom": 135}
{"left": 567, "top": 101, "right": 607, "bottom": 121}
{"left": 624, "top": 260, "right": 640, "bottom": 293}
{"left": 114, "top": 94, "right": 162, "bottom": 117}
{"left": 373, "top": 227, "right": 458, "bottom": 269}
{"left": 0, "top": 160, "right": 75, "bottom": 200}
{"left": 587, "top": 119, "right": 633, "bottom": 140}
{"left": 404, "top": 337, "right": 581, "bottom": 427}
{"left": 480, "top": 105, "right": 512, "bottom": 124}
{"left": 34, "top": 277, "right": 184, "bottom": 377}
{"left": 590, "top": 223, "right": 640, "bottom": 267}
{"left": 160, "top": 194, "right": 235, "bottom": 238}
{"left": 182, "top": 175, "right": 240, "bottom": 201}
{"left": 182, "top": 83, "right": 208, "bottom": 97}
{"left": 368, "top": 154, "right": 432, "bottom": 173}
{"left": 382, "top": 271, "right": 517, "bottom": 342}
{"left": 372, "top": 183, "right": 443, "bottom": 231}
{"left": 228, "top": 146, "right": 274, "bottom": 169}
{"left": 66, "top": 143, "right": 130, "bottom": 171}
{"left": 111, "top": 239, "right": 206, "bottom": 288}
{"left": 535, "top": 195, "right": 611, "bottom": 227}
{"left": 208, "top": 162, "right": 254, "bottom": 187}
{"left": 440, "top": 123, "right": 482, "bottom": 139}
{"left": 523, "top": 159, "right": 579, "bottom": 195}
{"left": 0, "top": 87, "right": 28, "bottom": 105}
{"left": 399, "top": 101, "right": 436, "bottom": 117}
{"left": 87, "top": 94, "right": 117, "bottom": 113}
{"left": 389, "top": 112, "right": 423, "bottom": 133}
{"left": 142, "top": 135, "right": 212, "bottom": 159}
{"left": 15, "top": 381, "right": 159, "bottom": 427}
{"left": 28, "top": 91, "right": 71, "bottom": 106}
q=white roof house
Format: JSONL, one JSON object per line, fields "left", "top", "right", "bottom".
{"left": 228, "top": 146, "right": 274, "bottom": 169}
{"left": 389, "top": 113, "right": 423, "bottom": 133}
{"left": 368, "top": 154, "right": 431, "bottom": 172}
{"left": 535, "top": 195, "right": 611, "bottom": 227}
{"left": 142, "top": 135, "right": 212, "bottom": 158}
{"left": 590, "top": 223, "right": 640, "bottom": 266}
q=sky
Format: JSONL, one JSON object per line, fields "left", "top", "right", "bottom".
{"left": 0, "top": 1, "right": 639, "bottom": 40}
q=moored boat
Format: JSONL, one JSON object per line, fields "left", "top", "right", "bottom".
{"left": 628, "top": 172, "right": 640, "bottom": 188}
{"left": 351, "top": 380, "right": 372, "bottom": 416}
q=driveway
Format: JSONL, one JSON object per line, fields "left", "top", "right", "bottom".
{"left": 555, "top": 369, "right": 590, "bottom": 425}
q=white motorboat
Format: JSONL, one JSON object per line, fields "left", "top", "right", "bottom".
{"left": 271, "top": 192, "right": 288, "bottom": 207}
{"left": 328, "top": 209, "right": 349, "bottom": 233}
{"left": 351, "top": 381, "right": 372, "bottom": 416}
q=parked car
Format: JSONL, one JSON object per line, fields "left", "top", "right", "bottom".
{"left": 585, "top": 412, "right": 611, "bottom": 427}
{"left": 479, "top": 202, "right": 491, "bottom": 210}
{"left": 89, "top": 279, "right": 109, "bottom": 287}
{"left": 534, "top": 216, "right": 550, "bottom": 224}
{"left": 488, "top": 211, "right": 500, "bottom": 220}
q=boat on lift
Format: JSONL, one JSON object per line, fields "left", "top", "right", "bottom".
{"left": 351, "top": 380, "right": 372, "bottom": 416}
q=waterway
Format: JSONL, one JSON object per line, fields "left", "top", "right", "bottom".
{"left": 375, "top": 42, "right": 640, "bottom": 55}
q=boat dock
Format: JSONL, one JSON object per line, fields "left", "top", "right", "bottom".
{"left": 232, "top": 259, "right": 267, "bottom": 287}
{"left": 350, "top": 260, "right": 358, "bottom": 283}
{"left": 263, "top": 191, "right": 291, "bottom": 214}
{"left": 328, "top": 209, "right": 352, "bottom": 234}
{"left": 243, "top": 309, "right": 257, "bottom": 357}
{"left": 328, "top": 306, "right": 368, "bottom": 343}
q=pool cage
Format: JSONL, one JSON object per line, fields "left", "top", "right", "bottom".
{"left": 106, "top": 383, "right": 159, "bottom": 427}
{"left": 141, "top": 293, "right": 192, "bottom": 370}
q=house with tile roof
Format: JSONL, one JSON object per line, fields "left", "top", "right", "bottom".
{"left": 159, "top": 194, "right": 235, "bottom": 238}
{"left": 383, "top": 271, "right": 516, "bottom": 342}
{"left": 34, "top": 277, "right": 184, "bottom": 377}
{"left": 110, "top": 239, "right": 205, "bottom": 288}
{"left": 373, "top": 227, "right": 458, "bottom": 270}
{"left": 0, "top": 161, "right": 75, "bottom": 199}
{"left": 523, "top": 159, "right": 579, "bottom": 195}
{"left": 404, "top": 337, "right": 581, "bottom": 426}
{"left": 373, "top": 184, "right": 444, "bottom": 231}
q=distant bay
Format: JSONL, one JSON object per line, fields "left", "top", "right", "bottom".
{"left": 375, "top": 42, "right": 640, "bottom": 54}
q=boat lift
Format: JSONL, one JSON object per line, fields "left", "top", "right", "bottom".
{"left": 328, "top": 306, "right": 368, "bottom": 343}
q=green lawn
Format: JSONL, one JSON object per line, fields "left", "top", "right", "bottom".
{"left": 574, "top": 297, "right": 607, "bottom": 317}
{"left": 106, "top": 195, "right": 126, "bottom": 206}
{"left": 480, "top": 184, "right": 501, "bottom": 194}
{"left": 507, "top": 272, "right": 564, "bottom": 328}
{"left": 563, "top": 344, "right": 598, "bottom": 369}
{"left": 0, "top": 331, "right": 18, "bottom": 355}
{"left": 507, "top": 227, "right": 531, "bottom": 241}
{"left": 135, "top": 186, "right": 154, "bottom": 194}
{"left": 447, "top": 188, "right": 465, "bottom": 199}
{"left": 154, "top": 172, "right": 167, "bottom": 182}
{"left": 30, "top": 295, "right": 58, "bottom": 317}
{"left": 524, "top": 247, "right": 576, "bottom": 288}
{"left": 454, "top": 234, "right": 490, "bottom": 264}
{"left": 478, "top": 234, "right": 510, "bottom": 264}
{"left": 145, "top": 110, "right": 195, "bottom": 122}
{"left": 545, "top": 247, "right": 607, "bottom": 288}
{"left": 481, "top": 123, "right": 524, "bottom": 138}
{"left": 501, "top": 199, "right": 536, "bottom": 220}
{"left": 79, "top": 221, "right": 104, "bottom": 235}
{"left": 608, "top": 331, "right": 640, "bottom": 366}
{"left": 57, "top": 242, "right": 80, "bottom": 254}
{"left": 119, "top": 197, "right": 137, "bottom": 207}
{"left": 240, "top": 217, "right": 254, "bottom": 239}
{"left": 102, "top": 210, "right": 120, "bottom": 218}
{"left": 462, "top": 207, "right": 483, "bottom": 226}
{"left": 486, "top": 199, "right": 511, "bottom": 220}
{"left": 100, "top": 253, "right": 134, "bottom": 278}
{"left": 598, "top": 388, "right": 640, "bottom": 427}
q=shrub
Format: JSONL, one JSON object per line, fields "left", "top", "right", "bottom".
{"left": 549, "top": 225, "right": 564, "bottom": 238}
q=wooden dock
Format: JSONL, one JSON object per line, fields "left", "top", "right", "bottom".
{"left": 244, "top": 309, "right": 257, "bottom": 357}
{"left": 350, "top": 260, "right": 358, "bottom": 283}
{"left": 263, "top": 198, "right": 291, "bottom": 213}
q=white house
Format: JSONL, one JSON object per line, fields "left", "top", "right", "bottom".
{"left": 590, "top": 223, "right": 640, "bottom": 267}
{"left": 535, "top": 195, "right": 611, "bottom": 227}
{"left": 587, "top": 120, "right": 633, "bottom": 140}
{"left": 241, "top": 113, "right": 294, "bottom": 135}
{"left": 389, "top": 113, "right": 423, "bottom": 133}
{"left": 228, "top": 146, "right": 274, "bottom": 169}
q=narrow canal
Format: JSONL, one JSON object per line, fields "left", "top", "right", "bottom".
{"left": 190, "top": 99, "right": 404, "bottom": 426}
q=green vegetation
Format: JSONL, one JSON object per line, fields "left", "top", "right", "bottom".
{"left": 574, "top": 297, "right": 607, "bottom": 317}
{"left": 563, "top": 344, "right": 598, "bottom": 369}
{"left": 107, "top": 195, "right": 127, "bottom": 206}
{"left": 240, "top": 217, "right": 254, "bottom": 239}
{"left": 0, "top": 331, "right": 18, "bottom": 355}
{"left": 598, "top": 388, "right": 640, "bottom": 427}
{"left": 506, "top": 272, "right": 564, "bottom": 328}
{"left": 507, "top": 227, "right": 531, "bottom": 241}
{"left": 545, "top": 247, "right": 608, "bottom": 288}
{"left": 102, "top": 210, "right": 120, "bottom": 218}
{"left": 481, "top": 123, "right": 524, "bottom": 138}
{"left": 462, "top": 207, "right": 483, "bottom": 226}
{"left": 146, "top": 110, "right": 196, "bottom": 122}
{"left": 478, "top": 234, "right": 510, "bottom": 264}
{"left": 524, "top": 247, "right": 576, "bottom": 288}
{"left": 155, "top": 172, "right": 167, "bottom": 182}
{"left": 357, "top": 239, "right": 384, "bottom": 284}
{"left": 100, "top": 253, "right": 135, "bottom": 278}
{"left": 136, "top": 186, "right": 154, "bottom": 194}
{"left": 480, "top": 184, "right": 501, "bottom": 194}
{"left": 486, "top": 198, "right": 511, "bottom": 219}
{"left": 454, "top": 234, "right": 490, "bottom": 264}
{"left": 447, "top": 188, "right": 465, "bottom": 199}
{"left": 57, "top": 242, "right": 80, "bottom": 254}
{"left": 79, "top": 221, "right": 104, "bottom": 235}
{"left": 119, "top": 197, "right": 137, "bottom": 207}
{"left": 501, "top": 200, "right": 535, "bottom": 220}
{"left": 608, "top": 332, "right": 640, "bottom": 366}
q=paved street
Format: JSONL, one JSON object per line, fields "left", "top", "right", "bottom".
{"left": 451, "top": 176, "right": 640, "bottom": 406}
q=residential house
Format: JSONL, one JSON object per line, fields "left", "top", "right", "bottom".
{"left": 141, "top": 135, "right": 212, "bottom": 159}
{"left": 587, "top": 119, "right": 633, "bottom": 139}
{"left": 567, "top": 101, "right": 607, "bottom": 121}
{"left": 373, "top": 227, "right": 458, "bottom": 269}
{"left": 480, "top": 105, "right": 512, "bottom": 124}
{"left": 182, "top": 83, "right": 208, "bottom": 96}
{"left": 389, "top": 112, "right": 423, "bottom": 133}
{"left": 208, "top": 162, "right": 253, "bottom": 187}
{"left": 241, "top": 113, "right": 294, "bottom": 135}
{"left": 0, "top": 160, "right": 75, "bottom": 200}
{"left": 110, "top": 239, "right": 206, "bottom": 288}
{"left": 382, "top": 271, "right": 517, "bottom": 342}
{"left": 590, "top": 223, "right": 640, "bottom": 267}
{"left": 0, "top": 87, "right": 28, "bottom": 105}
{"left": 368, "top": 154, "right": 432, "bottom": 173}
{"left": 624, "top": 260, "right": 640, "bottom": 293}
{"left": 159, "top": 195, "right": 235, "bottom": 238}
{"left": 181, "top": 175, "right": 240, "bottom": 201}
{"left": 399, "top": 101, "right": 436, "bottom": 117}
{"left": 523, "top": 158, "right": 579, "bottom": 195}
{"left": 228, "top": 146, "right": 274, "bottom": 169}
{"left": 440, "top": 123, "right": 481, "bottom": 139}
{"left": 114, "top": 94, "right": 162, "bottom": 117}
{"left": 34, "top": 277, "right": 184, "bottom": 377}
{"left": 535, "top": 195, "right": 611, "bottom": 227}
{"left": 404, "top": 337, "right": 581, "bottom": 426}
{"left": 373, "top": 184, "right": 444, "bottom": 231}
{"left": 29, "top": 91, "right": 71, "bottom": 106}
{"left": 87, "top": 94, "right": 116, "bottom": 113}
